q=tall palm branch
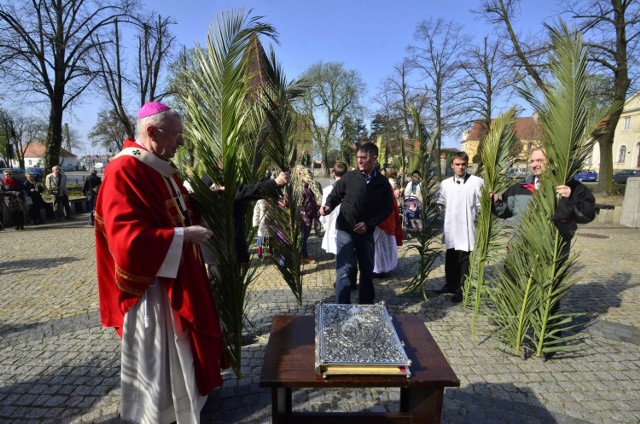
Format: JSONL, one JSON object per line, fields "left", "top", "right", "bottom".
{"left": 259, "top": 48, "right": 308, "bottom": 303}
{"left": 403, "top": 107, "right": 442, "bottom": 299}
{"left": 519, "top": 23, "right": 594, "bottom": 357}
{"left": 464, "top": 107, "right": 517, "bottom": 334}
{"left": 178, "top": 10, "right": 278, "bottom": 375}
{"left": 489, "top": 23, "right": 596, "bottom": 357}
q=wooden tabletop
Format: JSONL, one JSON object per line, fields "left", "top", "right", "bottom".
{"left": 259, "top": 314, "right": 460, "bottom": 389}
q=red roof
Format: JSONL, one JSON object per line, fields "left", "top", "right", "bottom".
{"left": 464, "top": 116, "right": 542, "bottom": 141}
{"left": 22, "top": 142, "right": 75, "bottom": 158}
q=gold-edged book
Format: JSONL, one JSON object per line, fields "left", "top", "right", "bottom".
{"left": 315, "top": 303, "right": 412, "bottom": 378}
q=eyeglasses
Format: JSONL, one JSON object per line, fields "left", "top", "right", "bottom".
{"left": 156, "top": 127, "right": 183, "bottom": 140}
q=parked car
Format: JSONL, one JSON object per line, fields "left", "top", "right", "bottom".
{"left": 25, "top": 167, "right": 44, "bottom": 182}
{"left": 573, "top": 169, "right": 597, "bottom": 182}
{"left": 613, "top": 169, "right": 639, "bottom": 184}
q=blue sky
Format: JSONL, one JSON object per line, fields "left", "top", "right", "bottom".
{"left": 74, "top": 0, "right": 560, "bottom": 153}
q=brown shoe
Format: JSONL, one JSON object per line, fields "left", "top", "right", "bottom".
{"left": 303, "top": 257, "right": 317, "bottom": 264}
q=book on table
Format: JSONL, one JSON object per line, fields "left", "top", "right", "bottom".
{"left": 315, "top": 303, "right": 412, "bottom": 378}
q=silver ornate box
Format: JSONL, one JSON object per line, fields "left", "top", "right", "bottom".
{"left": 315, "top": 303, "right": 411, "bottom": 378}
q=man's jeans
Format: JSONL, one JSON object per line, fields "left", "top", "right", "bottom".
{"left": 335, "top": 229, "right": 375, "bottom": 304}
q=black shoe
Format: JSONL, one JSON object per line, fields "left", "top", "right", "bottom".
{"left": 451, "top": 292, "right": 463, "bottom": 303}
{"left": 372, "top": 272, "right": 388, "bottom": 279}
{"left": 434, "top": 285, "right": 455, "bottom": 294}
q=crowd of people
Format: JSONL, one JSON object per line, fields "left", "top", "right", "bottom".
{"left": 0, "top": 165, "right": 102, "bottom": 231}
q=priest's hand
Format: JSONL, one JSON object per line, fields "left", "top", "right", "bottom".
{"left": 184, "top": 225, "right": 213, "bottom": 245}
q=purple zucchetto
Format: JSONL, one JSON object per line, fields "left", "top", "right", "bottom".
{"left": 137, "top": 101, "right": 171, "bottom": 120}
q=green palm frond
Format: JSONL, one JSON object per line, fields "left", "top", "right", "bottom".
{"left": 489, "top": 23, "right": 593, "bottom": 357}
{"left": 178, "top": 9, "right": 278, "bottom": 376}
{"left": 464, "top": 108, "right": 517, "bottom": 334}
{"left": 527, "top": 23, "right": 590, "bottom": 357}
{"left": 403, "top": 107, "right": 442, "bottom": 299}
{"left": 259, "top": 49, "right": 309, "bottom": 304}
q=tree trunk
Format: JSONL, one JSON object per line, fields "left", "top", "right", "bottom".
{"left": 323, "top": 149, "right": 330, "bottom": 177}
{"left": 596, "top": 134, "right": 615, "bottom": 193}
{"left": 45, "top": 96, "right": 64, "bottom": 172}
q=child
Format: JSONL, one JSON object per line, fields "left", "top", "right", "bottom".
{"left": 252, "top": 199, "right": 270, "bottom": 258}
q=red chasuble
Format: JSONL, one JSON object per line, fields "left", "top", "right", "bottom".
{"left": 95, "top": 138, "right": 225, "bottom": 395}
{"left": 377, "top": 186, "right": 404, "bottom": 246}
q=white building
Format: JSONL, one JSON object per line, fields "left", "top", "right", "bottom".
{"left": 588, "top": 91, "right": 640, "bottom": 171}
{"left": 13, "top": 141, "right": 79, "bottom": 170}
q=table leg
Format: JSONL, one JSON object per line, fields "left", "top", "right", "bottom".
{"left": 400, "top": 387, "right": 444, "bottom": 424}
{"left": 272, "top": 387, "right": 292, "bottom": 424}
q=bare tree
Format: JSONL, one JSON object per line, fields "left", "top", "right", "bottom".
{"left": 478, "top": 0, "right": 550, "bottom": 90}
{"left": 481, "top": 0, "right": 640, "bottom": 192}
{"left": 377, "top": 61, "right": 429, "bottom": 140}
{"left": 94, "top": 18, "right": 135, "bottom": 139}
{"left": 0, "top": 109, "right": 47, "bottom": 168}
{"left": 137, "top": 14, "right": 176, "bottom": 105}
{"left": 408, "top": 18, "right": 470, "bottom": 174}
{"left": 0, "top": 0, "right": 136, "bottom": 172}
{"left": 460, "top": 35, "right": 516, "bottom": 163}
{"left": 94, "top": 14, "right": 176, "bottom": 140}
{"left": 564, "top": 0, "right": 640, "bottom": 192}
{"left": 296, "top": 61, "right": 366, "bottom": 176}
{"left": 462, "top": 36, "right": 515, "bottom": 130}
{"left": 88, "top": 109, "right": 134, "bottom": 153}
{"left": 372, "top": 81, "right": 407, "bottom": 165}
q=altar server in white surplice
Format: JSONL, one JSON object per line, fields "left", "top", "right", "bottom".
{"left": 435, "top": 151, "right": 484, "bottom": 303}
{"left": 319, "top": 161, "right": 347, "bottom": 255}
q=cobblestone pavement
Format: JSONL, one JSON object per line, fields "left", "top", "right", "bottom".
{"left": 1, "top": 214, "right": 639, "bottom": 423}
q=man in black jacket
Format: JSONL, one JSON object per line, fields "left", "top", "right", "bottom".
{"left": 82, "top": 169, "right": 102, "bottom": 225}
{"left": 320, "top": 142, "right": 394, "bottom": 304}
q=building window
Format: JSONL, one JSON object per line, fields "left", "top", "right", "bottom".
{"left": 617, "top": 145, "right": 627, "bottom": 163}
{"left": 623, "top": 116, "right": 631, "bottom": 131}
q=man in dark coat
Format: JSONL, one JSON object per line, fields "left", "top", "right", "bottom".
{"left": 320, "top": 142, "right": 394, "bottom": 304}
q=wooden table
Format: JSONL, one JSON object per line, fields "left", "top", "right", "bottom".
{"left": 259, "top": 314, "right": 460, "bottom": 424}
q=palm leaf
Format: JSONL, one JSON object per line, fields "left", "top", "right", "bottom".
{"left": 520, "top": 23, "right": 591, "bottom": 357}
{"left": 464, "top": 107, "right": 517, "bottom": 334}
{"left": 259, "top": 47, "right": 308, "bottom": 303}
{"left": 487, "top": 23, "right": 596, "bottom": 358}
{"left": 178, "top": 9, "right": 278, "bottom": 376}
{"left": 487, "top": 202, "right": 552, "bottom": 354}
{"left": 403, "top": 107, "right": 442, "bottom": 299}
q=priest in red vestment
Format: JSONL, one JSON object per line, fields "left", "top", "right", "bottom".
{"left": 95, "top": 101, "right": 225, "bottom": 423}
